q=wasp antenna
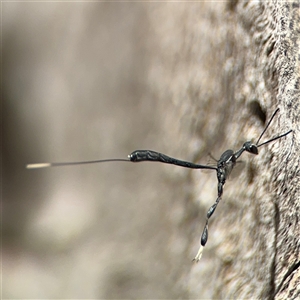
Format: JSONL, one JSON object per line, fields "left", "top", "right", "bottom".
{"left": 257, "top": 129, "right": 292, "bottom": 148}
{"left": 256, "top": 108, "right": 280, "bottom": 145}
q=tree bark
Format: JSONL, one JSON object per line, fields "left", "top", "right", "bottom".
{"left": 147, "top": 1, "right": 300, "bottom": 298}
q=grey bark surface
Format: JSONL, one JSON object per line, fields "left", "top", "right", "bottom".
{"left": 3, "top": 1, "right": 299, "bottom": 299}
{"left": 149, "top": 2, "right": 300, "bottom": 299}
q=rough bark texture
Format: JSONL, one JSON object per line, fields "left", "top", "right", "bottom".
{"left": 3, "top": 1, "right": 299, "bottom": 299}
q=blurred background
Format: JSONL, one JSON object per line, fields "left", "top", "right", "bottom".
{"left": 3, "top": 2, "right": 217, "bottom": 298}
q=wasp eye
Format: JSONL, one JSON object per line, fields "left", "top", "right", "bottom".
{"left": 250, "top": 144, "right": 258, "bottom": 154}
{"left": 244, "top": 142, "right": 258, "bottom": 154}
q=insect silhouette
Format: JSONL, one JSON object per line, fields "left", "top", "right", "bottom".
{"left": 27, "top": 108, "right": 292, "bottom": 262}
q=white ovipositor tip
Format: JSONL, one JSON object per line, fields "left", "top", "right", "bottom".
{"left": 193, "top": 245, "right": 204, "bottom": 263}
{"left": 26, "top": 163, "right": 51, "bottom": 169}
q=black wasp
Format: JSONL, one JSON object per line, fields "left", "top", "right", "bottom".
{"left": 27, "top": 108, "right": 292, "bottom": 262}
